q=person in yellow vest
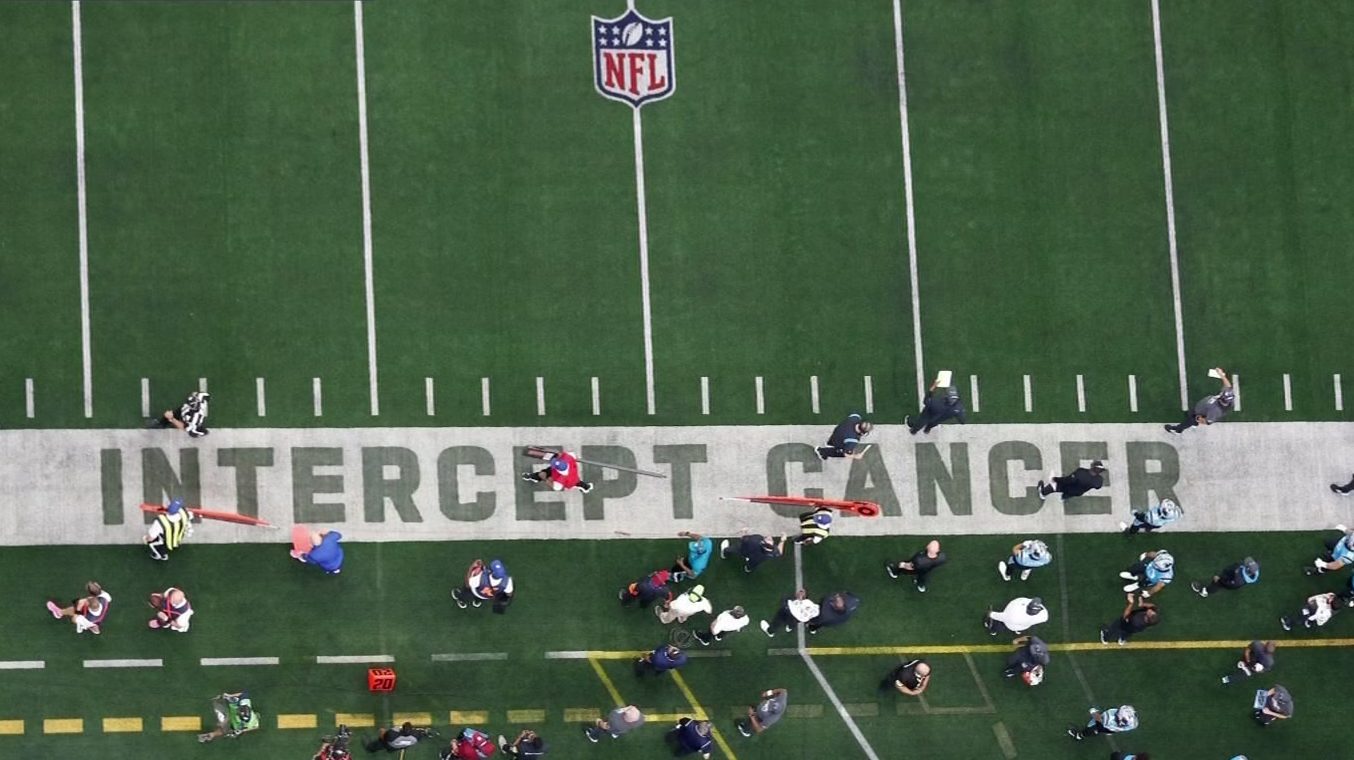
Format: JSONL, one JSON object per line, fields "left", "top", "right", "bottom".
{"left": 144, "top": 499, "right": 192, "bottom": 561}
{"left": 793, "top": 506, "right": 834, "bottom": 546}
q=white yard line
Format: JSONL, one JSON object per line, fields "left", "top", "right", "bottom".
{"left": 1023, "top": 374, "right": 1033, "bottom": 413}
{"left": 256, "top": 377, "right": 267, "bottom": 417}
{"left": 591, "top": 376, "right": 601, "bottom": 416}
{"left": 864, "top": 375, "right": 875, "bottom": 414}
{"left": 425, "top": 377, "right": 435, "bottom": 416}
{"left": 1128, "top": 374, "right": 1139, "bottom": 413}
{"left": 969, "top": 374, "right": 980, "bottom": 413}
{"left": 632, "top": 107, "right": 657, "bottom": 415}
{"left": 536, "top": 376, "right": 546, "bottom": 416}
{"left": 481, "top": 377, "right": 491, "bottom": 416}
{"left": 140, "top": 378, "right": 150, "bottom": 417}
{"left": 1232, "top": 373, "right": 1241, "bottom": 412}
{"left": 810, "top": 375, "right": 820, "bottom": 415}
{"left": 1335, "top": 373, "right": 1344, "bottom": 411}
{"left": 354, "top": 0, "right": 380, "bottom": 416}
{"left": 1283, "top": 373, "right": 1292, "bottom": 411}
{"left": 312, "top": 377, "right": 323, "bottom": 417}
{"left": 700, "top": 376, "right": 710, "bottom": 416}
{"left": 72, "top": 1, "right": 93, "bottom": 419}
{"left": 24, "top": 378, "right": 34, "bottom": 419}
{"left": 892, "top": 0, "right": 926, "bottom": 404}
{"left": 201, "top": 657, "right": 279, "bottom": 666}
{"left": 755, "top": 376, "right": 765, "bottom": 415}
{"left": 794, "top": 542, "right": 881, "bottom": 760}
{"left": 0, "top": 661, "right": 44, "bottom": 670}
{"left": 1151, "top": 0, "right": 1189, "bottom": 412}
{"left": 992, "top": 722, "right": 1017, "bottom": 759}
{"left": 84, "top": 659, "right": 162, "bottom": 669}
{"left": 198, "top": 377, "right": 208, "bottom": 394}
{"left": 316, "top": 655, "right": 394, "bottom": 664}
{"left": 430, "top": 653, "right": 509, "bottom": 662}
{"left": 1076, "top": 374, "right": 1086, "bottom": 413}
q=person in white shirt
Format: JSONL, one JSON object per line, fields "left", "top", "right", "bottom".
{"left": 147, "top": 587, "right": 194, "bottom": 632}
{"left": 758, "top": 589, "right": 820, "bottom": 637}
{"left": 693, "top": 606, "right": 749, "bottom": 645}
{"left": 46, "top": 581, "right": 112, "bottom": 635}
{"left": 983, "top": 597, "right": 1049, "bottom": 637}
{"left": 657, "top": 585, "right": 713, "bottom": 625}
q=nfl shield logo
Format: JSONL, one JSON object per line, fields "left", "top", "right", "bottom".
{"left": 592, "top": 9, "right": 675, "bottom": 108}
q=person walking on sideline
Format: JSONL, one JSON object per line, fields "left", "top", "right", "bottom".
{"left": 146, "top": 587, "right": 193, "bottom": 632}
{"left": 1120, "top": 550, "right": 1175, "bottom": 596}
{"left": 521, "top": 450, "right": 593, "bottom": 494}
{"left": 1038, "top": 461, "right": 1106, "bottom": 501}
{"left": 1222, "top": 641, "right": 1276, "bottom": 684}
{"left": 735, "top": 688, "right": 788, "bottom": 738}
{"left": 583, "top": 705, "right": 644, "bottom": 744}
{"left": 453, "top": 558, "right": 515, "bottom": 613}
{"left": 794, "top": 506, "right": 834, "bottom": 546}
{"left": 999, "top": 539, "right": 1052, "bottom": 582}
{"left": 1120, "top": 499, "right": 1183, "bottom": 535}
{"left": 620, "top": 569, "right": 674, "bottom": 609}
{"left": 984, "top": 597, "right": 1048, "bottom": 637}
{"left": 906, "top": 382, "right": 967, "bottom": 435}
{"left": 1302, "top": 524, "right": 1354, "bottom": 576}
{"left": 670, "top": 532, "right": 712, "bottom": 583}
{"left": 144, "top": 498, "right": 192, "bottom": 561}
{"left": 1191, "top": 556, "right": 1260, "bottom": 598}
{"left": 885, "top": 539, "right": 947, "bottom": 592}
{"left": 720, "top": 534, "right": 787, "bottom": 574}
{"left": 1067, "top": 705, "right": 1138, "bottom": 741}
{"left": 1253, "top": 685, "right": 1293, "bottom": 725}
{"left": 693, "top": 606, "right": 750, "bottom": 646}
{"left": 656, "top": 585, "right": 712, "bottom": 625}
{"left": 806, "top": 591, "right": 861, "bottom": 635}
{"left": 759, "top": 589, "right": 819, "bottom": 637}
{"left": 1165, "top": 368, "right": 1234, "bottom": 434}
{"left": 879, "top": 659, "right": 931, "bottom": 696}
{"left": 1099, "top": 594, "right": 1160, "bottom": 646}
{"left": 634, "top": 644, "right": 687, "bottom": 677}
{"left": 291, "top": 530, "right": 344, "bottom": 575}
{"left": 816, "top": 413, "right": 872, "bottom": 460}
{"left": 666, "top": 718, "right": 713, "bottom": 759}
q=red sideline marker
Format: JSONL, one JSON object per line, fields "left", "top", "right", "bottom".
{"left": 720, "top": 495, "right": 881, "bottom": 518}
{"left": 139, "top": 503, "right": 275, "bottom": 528}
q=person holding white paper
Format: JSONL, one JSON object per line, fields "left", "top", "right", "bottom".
{"left": 1166, "top": 367, "right": 1235, "bottom": 434}
{"left": 906, "top": 373, "right": 967, "bottom": 435}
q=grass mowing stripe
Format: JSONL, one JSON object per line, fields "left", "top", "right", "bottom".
{"left": 200, "top": 657, "right": 279, "bottom": 666}
{"left": 101, "top": 718, "right": 142, "bottom": 733}
{"left": 353, "top": 0, "right": 380, "bottom": 417}
{"left": 83, "top": 659, "right": 162, "bottom": 668}
{"left": 44, "top": 718, "right": 83, "bottom": 734}
{"left": 71, "top": 0, "right": 92, "bottom": 419}
{"left": 892, "top": 0, "right": 925, "bottom": 403}
{"left": 0, "top": 660, "right": 44, "bottom": 670}
{"left": 669, "top": 670, "right": 738, "bottom": 760}
{"left": 277, "top": 714, "right": 317, "bottom": 730}
{"left": 430, "top": 653, "right": 508, "bottom": 662}
{"left": 587, "top": 657, "right": 626, "bottom": 706}
{"left": 0, "top": 720, "right": 23, "bottom": 735}
{"left": 1150, "top": 0, "right": 1190, "bottom": 411}
{"left": 160, "top": 716, "right": 200, "bottom": 732}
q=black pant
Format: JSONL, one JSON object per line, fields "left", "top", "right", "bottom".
{"left": 908, "top": 409, "right": 943, "bottom": 434}
{"left": 1072, "top": 722, "right": 1112, "bottom": 739}
{"left": 1103, "top": 617, "right": 1140, "bottom": 643}
{"left": 1335, "top": 475, "right": 1354, "bottom": 493}
{"left": 1205, "top": 573, "right": 1245, "bottom": 594}
{"left": 769, "top": 598, "right": 799, "bottom": 631}
{"left": 147, "top": 535, "right": 170, "bottom": 560}
{"left": 666, "top": 719, "right": 706, "bottom": 757}
{"left": 816, "top": 446, "right": 848, "bottom": 459}
{"left": 1166, "top": 412, "right": 1199, "bottom": 433}
{"left": 1123, "top": 513, "right": 1158, "bottom": 535}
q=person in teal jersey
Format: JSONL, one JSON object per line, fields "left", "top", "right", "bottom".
{"left": 670, "top": 531, "right": 712, "bottom": 583}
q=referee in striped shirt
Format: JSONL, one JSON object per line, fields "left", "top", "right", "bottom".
{"left": 155, "top": 391, "right": 210, "bottom": 437}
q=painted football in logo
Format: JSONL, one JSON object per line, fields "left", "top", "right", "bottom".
{"left": 622, "top": 21, "right": 644, "bottom": 46}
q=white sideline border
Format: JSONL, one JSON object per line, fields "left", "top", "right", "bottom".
{"left": 354, "top": 0, "right": 380, "bottom": 416}
{"left": 72, "top": 1, "right": 93, "bottom": 419}
{"left": 1150, "top": 0, "right": 1190, "bottom": 412}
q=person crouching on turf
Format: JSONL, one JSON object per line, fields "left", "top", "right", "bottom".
{"left": 1120, "top": 499, "right": 1182, "bottom": 536}
{"left": 152, "top": 390, "right": 210, "bottom": 437}
{"left": 1119, "top": 549, "right": 1175, "bottom": 597}
{"left": 45, "top": 581, "right": 111, "bottom": 635}
{"left": 521, "top": 450, "right": 593, "bottom": 494}
{"left": 147, "top": 587, "right": 193, "bottom": 632}
{"left": 670, "top": 531, "right": 712, "bottom": 583}
{"left": 453, "top": 558, "right": 515, "bottom": 613}
{"left": 1280, "top": 591, "right": 1345, "bottom": 631}
{"left": 1302, "top": 524, "right": 1354, "bottom": 576}
{"left": 144, "top": 498, "right": 192, "bottom": 561}
{"left": 440, "top": 727, "right": 496, "bottom": 759}
{"left": 197, "top": 691, "right": 259, "bottom": 743}
{"left": 497, "top": 728, "right": 548, "bottom": 758}
{"left": 1066, "top": 704, "right": 1138, "bottom": 741}
{"left": 1002, "top": 635, "right": 1050, "bottom": 681}
{"left": 365, "top": 722, "right": 437, "bottom": 753}
{"left": 1222, "top": 640, "right": 1276, "bottom": 684}
{"left": 1191, "top": 556, "right": 1260, "bottom": 598}
{"left": 619, "top": 568, "right": 673, "bottom": 609}
{"left": 291, "top": 529, "right": 344, "bottom": 575}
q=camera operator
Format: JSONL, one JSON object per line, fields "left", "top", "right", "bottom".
{"left": 314, "top": 724, "right": 352, "bottom": 760}
{"left": 365, "top": 722, "right": 436, "bottom": 753}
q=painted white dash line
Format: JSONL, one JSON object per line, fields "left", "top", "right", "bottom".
{"left": 140, "top": 378, "right": 150, "bottom": 418}
{"left": 1151, "top": 0, "right": 1190, "bottom": 413}
{"left": 73, "top": 0, "right": 93, "bottom": 419}
{"left": 1023, "top": 374, "right": 1033, "bottom": 413}
{"left": 84, "top": 659, "right": 162, "bottom": 669}
{"left": 992, "top": 721, "right": 1018, "bottom": 760}
{"left": 590, "top": 376, "right": 601, "bottom": 416}
{"left": 809, "top": 376, "right": 820, "bottom": 415}
{"left": 312, "top": 378, "right": 323, "bottom": 417}
{"left": 24, "top": 378, "right": 34, "bottom": 418}
{"left": 0, "top": 660, "right": 44, "bottom": 670}
{"left": 864, "top": 375, "right": 875, "bottom": 414}
{"left": 316, "top": 655, "right": 394, "bottom": 665}
{"left": 1335, "top": 373, "right": 1344, "bottom": 412}
{"left": 755, "top": 376, "right": 765, "bottom": 415}
{"left": 543, "top": 650, "right": 730, "bottom": 660}
{"left": 1232, "top": 373, "right": 1241, "bottom": 412}
{"left": 481, "top": 377, "right": 491, "bottom": 417}
{"left": 1283, "top": 373, "right": 1293, "bottom": 411}
{"left": 535, "top": 376, "right": 546, "bottom": 416}
{"left": 1075, "top": 374, "right": 1086, "bottom": 413}
{"left": 430, "top": 653, "right": 509, "bottom": 663}
{"left": 424, "top": 377, "right": 435, "bottom": 416}
{"left": 256, "top": 377, "right": 267, "bottom": 417}
{"left": 893, "top": 0, "right": 925, "bottom": 410}
{"left": 969, "top": 375, "right": 980, "bottom": 413}
{"left": 1128, "top": 374, "right": 1139, "bottom": 413}
{"left": 354, "top": 0, "right": 380, "bottom": 417}
{"left": 198, "top": 377, "right": 208, "bottom": 394}
{"left": 700, "top": 376, "right": 710, "bottom": 416}
{"left": 200, "top": 657, "right": 280, "bottom": 667}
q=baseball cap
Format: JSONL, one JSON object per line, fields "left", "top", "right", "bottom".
{"left": 167, "top": 499, "right": 184, "bottom": 515}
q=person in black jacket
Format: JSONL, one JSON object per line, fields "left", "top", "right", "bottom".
{"left": 906, "top": 382, "right": 967, "bottom": 435}
{"left": 806, "top": 592, "right": 860, "bottom": 635}
{"left": 364, "top": 722, "right": 435, "bottom": 753}
{"left": 1038, "top": 461, "right": 1105, "bottom": 500}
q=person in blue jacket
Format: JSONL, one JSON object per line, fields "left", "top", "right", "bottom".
{"left": 291, "top": 530, "right": 344, "bottom": 574}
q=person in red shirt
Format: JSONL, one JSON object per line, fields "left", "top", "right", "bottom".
{"left": 521, "top": 451, "right": 593, "bottom": 493}
{"left": 440, "top": 727, "right": 497, "bottom": 759}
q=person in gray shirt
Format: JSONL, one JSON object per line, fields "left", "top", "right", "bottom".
{"left": 584, "top": 704, "right": 644, "bottom": 743}
{"left": 1166, "top": 369, "right": 1234, "bottom": 434}
{"left": 735, "top": 688, "right": 788, "bottom": 737}
{"left": 1222, "top": 641, "right": 1276, "bottom": 684}
{"left": 1254, "top": 684, "right": 1293, "bottom": 725}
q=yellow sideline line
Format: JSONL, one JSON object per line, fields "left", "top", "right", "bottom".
{"left": 795, "top": 637, "right": 1354, "bottom": 656}
{"left": 587, "top": 657, "right": 627, "bottom": 706}
{"left": 670, "top": 671, "right": 738, "bottom": 760}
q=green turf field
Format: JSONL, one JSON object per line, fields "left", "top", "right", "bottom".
{"left": 3, "top": 0, "right": 1354, "bottom": 758}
